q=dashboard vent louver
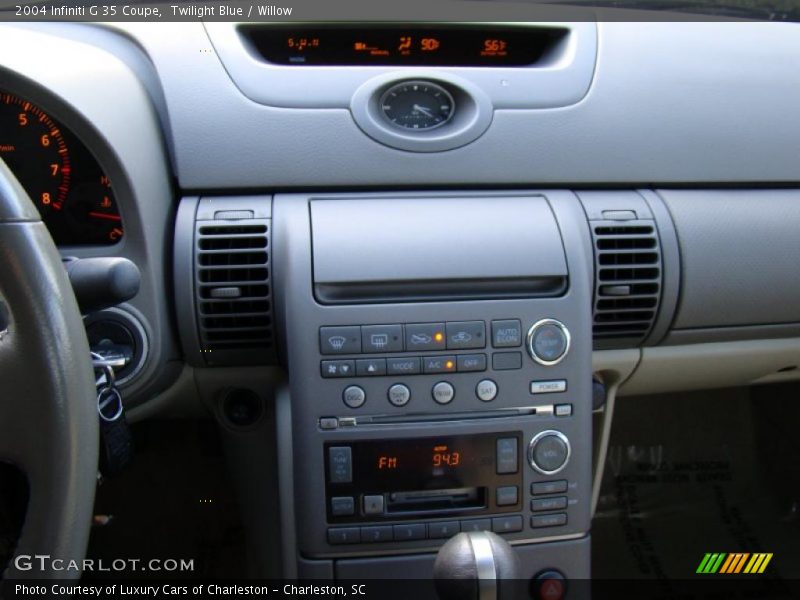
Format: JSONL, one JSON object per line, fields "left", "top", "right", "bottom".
{"left": 194, "top": 217, "right": 275, "bottom": 365}
{"left": 591, "top": 222, "right": 662, "bottom": 347}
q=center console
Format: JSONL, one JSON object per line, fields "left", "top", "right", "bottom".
{"left": 273, "top": 191, "right": 593, "bottom": 584}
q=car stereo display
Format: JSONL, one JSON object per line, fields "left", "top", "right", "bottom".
{"left": 325, "top": 433, "right": 523, "bottom": 521}
{"left": 243, "top": 26, "right": 566, "bottom": 67}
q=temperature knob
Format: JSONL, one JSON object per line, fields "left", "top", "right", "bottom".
{"left": 528, "top": 430, "right": 571, "bottom": 475}
{"left": 526, "top": 319, "right": 570, "bottom": 366}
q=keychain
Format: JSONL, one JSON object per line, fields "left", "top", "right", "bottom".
{"left": 93, "top": 352, "right": 134, "bottom": 477}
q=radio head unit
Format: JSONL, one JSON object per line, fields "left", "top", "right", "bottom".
{"left": 326, "top": 433, "right": 523, "bottom": 523}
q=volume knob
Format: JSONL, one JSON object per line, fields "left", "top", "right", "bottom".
{"left": 526, "top": 319, "right": 570, "bottom": 366}
{"left": 528, "top": 430, "right": 571, "bottom": 475}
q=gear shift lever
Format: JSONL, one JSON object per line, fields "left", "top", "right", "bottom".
{"left": 433, "top": 531, "right": 521, "bottom": 600}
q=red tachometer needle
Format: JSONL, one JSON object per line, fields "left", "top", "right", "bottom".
{"left": 88, "top": 211, "right": 122, "bottom": 222}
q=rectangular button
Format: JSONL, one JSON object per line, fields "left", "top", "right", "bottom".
{"left": 531, "top": 496, "right": 568, "bottom": 512}
{"left": 496, "top": 438, "right": 518, "bottom": 474}
{"left": 361, "top": 525, "right": 393, "bottom": 543}
{"left": 356, "top": 358, "right": 386, "bottom": 376}
{"left": 320, "top": 326, "right": 361, "bottom": 355}
{"left": 531, "top": 380, "right": 568, "bottom": 394}
{"left": 491, "top": 319, "right": 522, "bottom": 348}
{"left": 531, "top": 513, "right": 567, "bottom": 528}
{"left": 460, "top": 518, "right": 492, "bottom": 533}
{"left": 362, "top": 494, "right": 385, "bottom": 516}
{"left": 428, "top": 521, "right": 461, "bottom": 539}
{"left": 405, "top": 323, "right": 446, "bottom": 351}
{"left": 328, "top": 447, "right": 352, "bottom": 484}
{"left": 387, "top": 356, "right": 422, "bottom": 375}
{"left": 393, "top": 523, "right": 426, "bottom": 541}
{"left": 445, "top": 321, "right": 486, "bottom": 350}
{"left": 531, "top": 480, "right": 568, "bottom": 496}
{"left": 492, "top": 515, "right": 523, "bottom": 534}
{"left": 457, "top": 354, "right": 487, "bottom": 372}
{"left": 496, "top": 486, "right": 519, "bottom": 507}
{"left": 555, "top": 404, "right": 573, "bottom": 417}
{"left": 331, "top": 496, "right": 355, "bottom": 516}
{"left": 319, "top": 417, "right": 338, "bottom": 430}
{"left": 361, "top": 324, "right": 403, "bottom": 353}
{"left": 493, "top": 352, "right": 522, "bottom": 370}
{"left": 423, "top": 355, "right": 457, "bottom": 374}
{"left": 328, "top": 527, "right": 360, "bottom": 545}
{"left": 320, "top": 360, "right": 355, "bottom": 378}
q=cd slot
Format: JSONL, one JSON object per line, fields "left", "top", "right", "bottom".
{"left": 385, "top": 486, "right": 486, "bottom": 516}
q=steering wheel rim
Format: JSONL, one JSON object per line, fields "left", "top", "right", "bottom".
{"left": 0, "top": 158, "right": 98, "bottom": 579}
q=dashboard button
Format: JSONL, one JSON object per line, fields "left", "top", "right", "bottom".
{"left": 457, "top": 353, "right": 487, "bottom": 372}
{"left": 328, "top": 527, "right": 361, "bottom": 545}
{"left": 342, "top": 386, "right": 366, "bottom": 409}
{"left": 555, "top": 404, "right": 572, "bottom": 417}
{"left": 529, "top": 431, "right": 570, "bottom": 475}
{"left": 445, "top": 321, "right": 485, "bottom": 350}
{"left": 496, "top": 486, "right": 519, "bottom": 507}
{"left": 320, "top": 360, "right": 355, "bottom": 378}
{"left": 320, "top": 326, "right": 361, "bottom": 355}
{"left": 387, "top": 356, "right": 421, "bottom": 375}
{"left": 356, "top": 358, "right": 386, "bottom": 376}
{"left": 331, "top": 496, "right": 355, "bottom": 516}
{"left": 319, "top": 417, "right": 339, "bottom": 430}
{"left": 531, "top": 513, "right": 567, "bottom": 528}
{"left": 530, "top": 380, "right": 567, "bottom": 394}
{"left": 531, "top": 480, "right": 568, "bottom": 496}
{"left": 491, "top": 515, "right": 523, "bottom": 534}
{"left": 423, "top": 355, "right": 457, "bottom": 374}
{"left": 361, "top": 525, "right": 393, "bottom": 543}
{"left": 460, "top": 518, "right": 491, "bottom": 533}
{"left": 362, "top": 324, "right": 403, "bottom": 353}
{"left": 405, "top": 323, "right": 446, "bottom": 351}
{"left": 492, "top": 352, "right": 522, "bottom": 370}
{"left": 432, "top": 381, "right": 455, "bottom": 404}
{"left": 496, "top": 438, "right": 518, "bottom": 474}
{"left": 428, "top": 521, "right": 461, "bottom": 539}
{"left": 527, "top": 319, "right": 570, "bottom": 366}
{"left": 491, "top": 319, "right": 522, "bottom": 348}
{"left": 476, "top": 379, "right": 498, "bottom": 402}
{"left": 531, "top": 496, "right": 568, "bottom": 512}
{"left": 393, "top": 523, "right": 426, "bottom": 541}
{"left": 388, "top": 384, "right": 411, "bottom": 407}
{"left": 328, "top": 447, "right": 352, "bottom": 483}
{"left": 363, "top": 494, "right": 385, "bottom": 516}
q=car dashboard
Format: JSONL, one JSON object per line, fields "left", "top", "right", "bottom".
{"left": 1, "top": 17, "right": 799, "bottom": 585}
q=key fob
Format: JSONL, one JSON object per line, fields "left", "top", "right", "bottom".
{"left": 97, "top": 386, "right": 134, "bottom": 477}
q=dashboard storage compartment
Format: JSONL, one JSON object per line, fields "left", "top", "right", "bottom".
{"left": 310, "top": 195, "right": 568, "bottom": 304}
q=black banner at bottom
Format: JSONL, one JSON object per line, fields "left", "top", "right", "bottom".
{"left": 3, "top": 578, "right": 800, "bottom": 600}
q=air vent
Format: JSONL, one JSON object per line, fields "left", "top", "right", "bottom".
{"left": 174, "top": 197, "right": 277, "bottom": 367}
{"left": 194, "top": 220, "right": 274, "bottom": 364}
{"left": 591, "top": 221, "right": 662, "bottom": 347}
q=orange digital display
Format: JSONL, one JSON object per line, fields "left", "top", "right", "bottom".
{"left": 378, "top": 456, "right": 398, "bottom": 469}
{"left": 251, "top": 27, "right": 565, "bottom": 66}
{"left": 432, "top": 445, "right": 461, "bottom": 468}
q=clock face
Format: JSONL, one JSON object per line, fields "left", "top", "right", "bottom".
{"left": 380, "top": 81, "right": 455, "bottom": 131}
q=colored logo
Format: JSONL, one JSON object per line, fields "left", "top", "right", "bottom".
{"left": 696, "top": 553, "right": 773, "bottom": 574}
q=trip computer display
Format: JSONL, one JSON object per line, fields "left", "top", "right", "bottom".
{"left": 243, "top": 26, "right": 566, "bottom": 67}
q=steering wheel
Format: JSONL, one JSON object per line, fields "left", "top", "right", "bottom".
{"left": 0, "top": 158, "right": 98, "bottom": 579}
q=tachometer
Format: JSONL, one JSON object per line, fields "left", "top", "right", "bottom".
{"left": 0, "top": 92, "right": 123, "bottom": 245}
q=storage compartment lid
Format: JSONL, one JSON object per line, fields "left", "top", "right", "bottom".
{"left": 310, "top": 195, "right": 567, "bottom": 304}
